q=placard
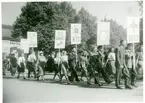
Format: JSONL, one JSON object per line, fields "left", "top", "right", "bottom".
{"left": 20, "top": 39, "right": 29, "bottom": 53}
{"left": 55, "top": 30, "right": 66, "bottom": 49}
{"left": 27, "top": 32, "right": 37, "bottom": 47}
{"left": 127, "top": 17, "right": 140, "bottom": 43}
{"left": 97, "top": 22, "right": 110, "bottom": 45}
{"left": 71, "top": 24, "right": 81, "bottom": 44}
{"left": 2, "top": 40, "right": 10, "bottom": 53}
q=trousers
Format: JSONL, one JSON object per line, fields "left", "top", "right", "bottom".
{"left": 115, "top": 66, "right": 130, "bottom": 87}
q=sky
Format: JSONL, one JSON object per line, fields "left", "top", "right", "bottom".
{"left": 1, "top": 1, "right": 141, "bottom": 28}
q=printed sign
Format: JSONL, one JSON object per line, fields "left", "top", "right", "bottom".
{"left": 27, "top": 32, "right": 37, "bottom": 47}
{"left": 97, "top": 22, "right": 110, "bottom": 45}
{"left": 55, "top": 30, "right": 66, "bottom": 49}
{"left": 10, "top": 41, "right": 20, "bottom": 48}
{"left": 20, "top": 39, "right": 29, "bottom": 53}
{"left": 127, "top": 17, "right": 140, "bottom": 43}
{"left": 71, "top": 24, "right": 81, "bottom": 44}
{"left": 2, "top": 40, "right": 10, "bottom": 53}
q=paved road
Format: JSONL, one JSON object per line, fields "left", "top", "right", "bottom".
{"left": 3, "top": 72, "right": 143, "bottom": 102}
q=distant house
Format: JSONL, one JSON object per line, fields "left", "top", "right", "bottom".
{"left": 2, "top": 24, "right": 20, "bottom": 54}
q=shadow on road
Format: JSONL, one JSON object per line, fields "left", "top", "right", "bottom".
{"left": 3, "top": 74, "right": 143, "bottom": 90}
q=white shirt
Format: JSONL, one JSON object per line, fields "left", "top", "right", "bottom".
{"left": 54, "top": 57, "right": 60, "bottom": 64}
{"left": 28, "top": 54, "right": 36, "bottom": 63}
{"left": 61, "top": 55, "right": 68, "bottom": 62}
{"left": 18, "top": 56, "right": 25, "bottom": 66}
{"left": 108, "top": 52, "right": 116, "bottom": 61}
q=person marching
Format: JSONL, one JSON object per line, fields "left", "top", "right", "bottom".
{"left": 96, "top": 46, "right": 113, "bottom": 84}
{"left": 17, "top": 53, "right": 26, "bottom": 79}
{"left": 53, "top": 51, "right": 61, "bottom": 80}
{"left": 3, "top": 54, "right": 8, "bottom": 76}
{"left": 105, "top": 47, "right": 116, "bottom": 76}
{"left": 60, "top": 50, "right": 70, "bottom": 84}
{"left": 27, "top": 50, "right": 37, "bottom": 79}
{"left": 79, "top": 50, "right": 91, "bottom": 85}
{"left": 87, "top": 48, "right": 103, "bottom": 87}
{"left": 136, "top": 45, "right": 143, "bottom": 79}
{"left": 115, "top": 40, "right": 132, "bottom": 89}
{"left": 125, "top": 44, "right": 138, "bottom": 87}
{"left": 68, "top": 48, "right": 80, "bottom": 82}
{"left": 10, "top": 52, "right": 18, "bottom": 78}
{"left": 37, "top": 51, "right": 47, "bottom": 82}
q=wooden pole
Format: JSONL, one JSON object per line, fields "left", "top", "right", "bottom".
{"left": 132, "top": 29, "right": 135, "bottom": 70}
{"left": 76, "top": 44, "right": 78, "bottom": 63}
{"left": 59, "top": 48, "right": 61, "bottom": 64}
{"left": 102, "top": 45, "right": 105, "bottom": 64}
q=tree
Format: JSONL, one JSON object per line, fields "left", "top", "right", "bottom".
{"left": 76, "top": 7, "right": 97, "bottom": 50}
{"left": 138, "top": 1, "right": 143, "bottom": 44}
{"left": 12, "top": 2, "right": 77, "bottom": 54}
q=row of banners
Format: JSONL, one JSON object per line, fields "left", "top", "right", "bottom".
{"left": 55, "top": 17, "right": 140, "bottom": 48}
{"left": 3, "top": 17, "right": 140, "bottom": 54}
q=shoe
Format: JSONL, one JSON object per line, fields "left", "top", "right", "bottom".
{"left": 87, "top": 82, "right": 91, "bottom": 85}
{"left": 76, "top": 79, "right": 80, "bottom": 82}
{"left": 116, "top": 86, "right": 122, "bottom": 89}
{"left": 67, "top": 81, "right": 71, "bottom": 85}
{"left": 131, "top": 83, "right": 138, "bottom": 88}
{"left": 125, "top": 85, "right": 133, "bottom": 90}
{"left": 98, "top": 83, "right": 103, "bottom": 87}
{"left": 107, "top": 80, "right": 113, "bottom": 84}
{"left": 42, "top": 80, "right": 46, "bottom": 83}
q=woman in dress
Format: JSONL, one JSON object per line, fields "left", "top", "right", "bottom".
{"left": 60, "top": 50, "right": 70, "bottom": 84}
{"left": 53, "top": 51, "right": 61, "bottom": 80}
{"left": 10, "top": 53, "right": 18, "bottom": 78}
{"left": 37, "top": 51, "right": 47, "bottom": 82}
{"left": 105, "top": 47, "right": 116, "bottom": 76}
{"left": 79, "top": 50, "right": 91, "bottom": 85}
{"left": 17, "top": 53, "right": 26, "bottom": 79}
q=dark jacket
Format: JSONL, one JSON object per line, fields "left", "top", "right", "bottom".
{"left": 115, "top": 45, "right": 126, "bottom": 67}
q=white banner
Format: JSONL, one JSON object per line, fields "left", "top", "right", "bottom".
{"left": 10, "top": 41, "right": 20, "bottom": 48}
{"left": 27, "top": 32, "right": 37, "bottom": 47}
{"left": 97, "top": 22, "right": 110, "bottom": 45}
{"left": 71, "top": 24, "right": 81, "bottom": 44}
{"left": 2, "top": 40, "right": 10, "bottom": 53}
{"left": 127, "top": 17, "right": 140, "bottom": 43}
{"left": 55, "top": 30, "right": 66, "bottom": 49}
{"left": 20, "top": 39, "right": 29, "bottom": 53}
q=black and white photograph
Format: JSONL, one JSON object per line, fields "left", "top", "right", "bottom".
{"left": 1, "top": 0, "right": 144, "bottom": 102}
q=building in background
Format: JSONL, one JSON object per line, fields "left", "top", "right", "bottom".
{"left": 2, "top": 24, "right": 20, "bottom": 55}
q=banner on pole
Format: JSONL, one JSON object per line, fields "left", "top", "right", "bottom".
{"left": 55, "top": 30, "right": 66, "bottom": 49}
{"left": 2, "top": 40, "right": 10, "bottom": 53}
{"left": 127, "top": 17, "right": 140, "bottom": 43}
{"left": 20, "top": 39, "right": 29, "bottom": 53}
{"left": 71, "top": 24, "right": 81, "bottom": 44}
{"left": 97, "top": 22, "right": 110, "bottom": 45}
{"left": 27, "top": 32, "right": 37, "bottom": 47}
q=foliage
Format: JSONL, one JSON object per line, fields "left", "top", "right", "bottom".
{"left": 12, "top": 2, "right": 77, "bottom": 54}
{"left": 12, "top": 2, "right": 127, "bottom": 54}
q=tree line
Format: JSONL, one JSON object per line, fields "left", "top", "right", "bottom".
{"left": 11, "top": 2, "right": 142, "bottom": 54}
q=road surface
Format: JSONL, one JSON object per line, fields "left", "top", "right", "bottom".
{"left": 3, "top": 72, "right": 143, "bottom": 102}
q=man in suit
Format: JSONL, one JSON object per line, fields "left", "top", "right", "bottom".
{"left": 115, "top": 40, "right": 132, "bottom": 89}
{"left": 68, "top": 48, "right": 80, "bottom": 82}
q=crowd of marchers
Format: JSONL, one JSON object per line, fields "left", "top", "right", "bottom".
{"left": 3, "top": 40, "right": 143, "bottom": 89}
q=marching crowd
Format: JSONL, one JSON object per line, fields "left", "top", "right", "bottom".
{"left": 3, "top": 40, "right": 143, "bottom": 89}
